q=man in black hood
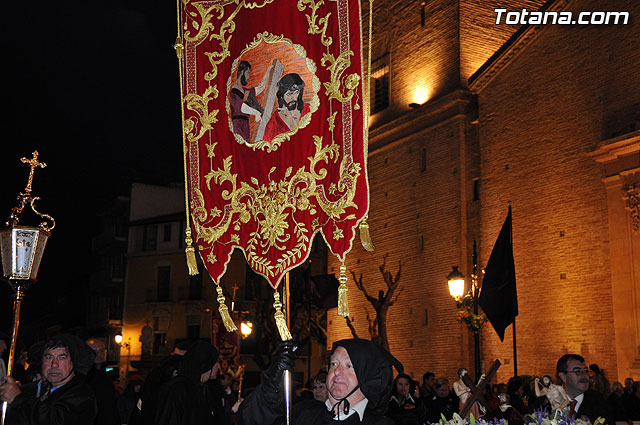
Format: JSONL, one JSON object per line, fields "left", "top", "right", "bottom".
{"left": 154, "top": 340, "right": 219, "bottom": 425}
{"left": 238, "top": 338, "right": 403, "bottom": 425}
{"left": 0, "top": 333, "right": 98, "bottom": 424}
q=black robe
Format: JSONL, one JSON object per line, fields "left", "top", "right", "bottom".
{"left": 238, "top": 386, "right": 392, "bottom": 425}
{"left": 154, "top": 376, "right": 212, "bottom": 425}
{"left": 385, "top": 396, "right": 428, "bottom": 425}
{"left": 6, "top": 374, "right": 97, "bottom": 425}
{"left": 85, "top": 367, "right": 119, "bottom": 425}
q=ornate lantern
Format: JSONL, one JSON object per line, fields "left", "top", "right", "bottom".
{"left": 0, "top": 151, "right": 54, "bottom": 399}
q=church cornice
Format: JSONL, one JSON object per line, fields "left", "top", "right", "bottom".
{"left": 368, "top": 88, "right": 476, "bottom": 155}
{"left": 588, "top": 130, "right": 640, "bottom": 163}
{"left": 468, "top": 0, "right": 574, "bottom": 92}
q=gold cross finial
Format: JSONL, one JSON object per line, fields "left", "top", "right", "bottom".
{"left": 20, "top": 151, "right": 46, "bottom": 194}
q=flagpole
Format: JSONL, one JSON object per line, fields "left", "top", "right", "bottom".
{"left": 512, "top": 319, "right": 518, "bottom": 377}
{"left": 283, "top": 272, "right": 292, "bottom": 425}
{"left": 472, "top": 241, "right": 482, "bottom": 381}
{"left": 508, "top": 203, "right": 518, "bottom": 377}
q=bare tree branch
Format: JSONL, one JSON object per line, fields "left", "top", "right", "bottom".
{"left": 344, "top": 316, "right": 359, "bottom": 339}
{"left": 342, "top": 254, "right": 403, "bottom": 350}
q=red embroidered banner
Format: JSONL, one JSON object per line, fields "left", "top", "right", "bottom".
{"left": 181, "top": 0, "right": 368, "bottom": 289}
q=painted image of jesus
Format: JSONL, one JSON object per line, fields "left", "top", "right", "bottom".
{"left": 263, "top": 73, "right": 311, "bottom": 143}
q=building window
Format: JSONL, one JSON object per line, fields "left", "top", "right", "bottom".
{"left": 157, "top": 266, "right": 171, "bottom": 301}
{"left": 179, "top": 222, "right": 186, "bottom": 249}
{"left": 473, "top": 178, "right": 480, "bottom": 201}
{"left": 371, "top": 55, "right": 390, "bottom": 114}
{"left": 189, "top": 271, "right": 203, "bottom": 300}
{"left": 186, "top": 315, "right": 201, "bottom": 339}
{"left": 144, "top": 225, "right": 157, "bottom": 251}
{"left": 153, "top": 332, "right": 166, "bottom": 355}
{"left": 111, "top": 254, "right": 125, "bottom": 279}
{"left": 163, "top": 224, "right": 172, "bottom": 242}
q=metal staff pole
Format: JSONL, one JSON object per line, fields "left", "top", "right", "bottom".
{"left": 1, "top": 283, "right": 27, "bottom": 425}
{"left": 283, "top": 272, "right": 292, "bottom": 425}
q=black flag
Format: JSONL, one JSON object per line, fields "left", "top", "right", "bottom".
{"left": 479, "top": 206, "right": 518, "bottom": 342}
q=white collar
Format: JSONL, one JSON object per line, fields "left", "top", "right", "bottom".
{"left": 325, "top": 397, "right": 369, "bottom": 421}
{"left": 572, "top": 392, "right": 584, "bottom": 410}
{"left": 391, "top": 394, "right": 416, "bottom": 405}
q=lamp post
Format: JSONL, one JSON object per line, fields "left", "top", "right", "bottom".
{"left": 237, "top": 320, "right": 252, "bottom": 397}
{"left": 447, "top": 240, "right": 482, "bottom": 381}
{"left": 115, "top": 333, "right": 131, "bottom": 377}
{"left": 0, "top": 151, "right": 55, "bottom": 424}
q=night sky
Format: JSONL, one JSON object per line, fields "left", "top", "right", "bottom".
{"left": 1, "top": 1, "right": 184, "bottom": 333}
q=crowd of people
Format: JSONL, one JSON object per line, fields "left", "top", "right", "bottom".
{"left": 0, "top": 333, "right": 639, "bottom": 424}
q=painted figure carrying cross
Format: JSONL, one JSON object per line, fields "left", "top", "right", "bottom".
{"left": 458, "top": 359, "right": 501, "bottom": 418}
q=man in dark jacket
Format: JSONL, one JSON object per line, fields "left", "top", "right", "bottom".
{"left": 154, "top": 340, "right": 220, "bottom": 425}
{"left": 238, "top": 338, "right": 403, "bottom": 425}
{"left": 556, "top": 354, "right": 613, "bottom": 424}
{"left": 0, "top": 334, "right": 98, "bottom": 425}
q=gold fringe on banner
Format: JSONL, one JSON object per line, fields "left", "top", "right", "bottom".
{"left": 216, "top": 284, "right": 237, "bottom": 332}
{"left": 359, "top": 216, "right": 375, "bottom": 252}
{"left": 337, "top": 262, "right": 349, "bottom": 317}
{"left": 273, "top": 291, "right": 292, "bottom": 341}
{"left": 185, "top": 228, "right": 199, "bottom": 275}
{"left": 176, "top": 2, "right": 199, "bottom": 277}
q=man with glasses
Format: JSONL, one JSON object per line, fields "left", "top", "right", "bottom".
{"left": 556, "top": 354, "right": 613, "bottom": 423}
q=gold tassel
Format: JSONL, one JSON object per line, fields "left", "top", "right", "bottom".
{"left": 273, "top": 291, "right": 292, "bottom": 341}
{"left": 216, "top": 284, "right": 237, "bottom": 332}
{"left": 174, "top": 36, "right": 183, "bottom": 59}
{"left": 337, "top": 262, "right": 349, "bottom": 317}
{"left": 184, "top": 228, "right": 199, "bottom": 275}
{"left": 359, "top": 216, "right": 375, "bottom": 252}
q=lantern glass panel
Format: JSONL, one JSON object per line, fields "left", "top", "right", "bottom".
{"left": 448, "top": 278, "right": 465, "bottom": 299}
{"left": 0, "top": 226, "right": 49, "bottom": 280}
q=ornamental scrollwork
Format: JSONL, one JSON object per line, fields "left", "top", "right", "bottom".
{"left": 623, "top": 183, "right": 640, "bottom": 231}
{"left": 192, "top": 137, "right": 360, "bottom": 278}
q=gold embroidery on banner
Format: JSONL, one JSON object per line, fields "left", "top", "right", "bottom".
{"left": 192, "top": 138, "right": 360, "bottom": 277}
{"left": 297, "top": 0, "right": 360, "bottom": 104}
{"left": 184, "top": 86, "right": 220, "bottom": 143}
{"left": 322, "top": 50, "right": 360, "bottom": 103}
{"left": 183, "top": 0, "right": 365, "bottom": 281}
{"left": 297, "top": 0, "right": 333, "bottom": 47}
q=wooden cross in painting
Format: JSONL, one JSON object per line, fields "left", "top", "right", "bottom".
{"left": 460, "top": 359, "right": 501, "bottom": 418}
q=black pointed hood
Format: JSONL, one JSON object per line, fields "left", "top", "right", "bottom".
{"left": 178, "top": 340, "right": 219, "bottom": 384}
{"left": 331, "top": 338, "right": 403, "bottom": 413}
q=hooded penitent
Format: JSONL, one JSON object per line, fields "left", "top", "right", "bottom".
{"left": 331, "top": 338, "right": 403, "bottom": 414}
{"left": 178, "top": 340, "right": 219, "bottom": 384}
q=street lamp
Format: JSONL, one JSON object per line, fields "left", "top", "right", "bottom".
{"left": 0, "top": 151, "right": 55, "bottom": 424}
{"left": 115, "top": 333, "right": 131, "bottom": 376}
{"left": 447, "top": 240, "right": 482, "bottom": 381}
{"left": 240, "top": 321, "right": 253, "bottom": 338}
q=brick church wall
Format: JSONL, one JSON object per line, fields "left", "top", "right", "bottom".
{"left": 475, "top": 0, "right": 640, "bottom": 382}
{"left": 326, "top": 0, "right": 639, "bottom": 385}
